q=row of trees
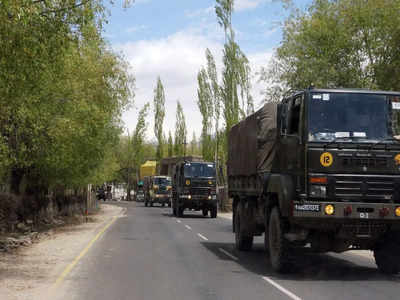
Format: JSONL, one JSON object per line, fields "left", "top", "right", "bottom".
{"left": 0, "top": 1, "right": 134, "bottom": 197}
{"left": 261, "top": 0, "right": 400, "bottom": 101}
{"left": 196, "top": 0, "right": 254, "bottom": 185}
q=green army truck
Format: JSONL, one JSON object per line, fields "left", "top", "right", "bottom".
{"left": 228, "top": 88, "right": 400, "bottom": 273}
{"left": 144, "top": 175, "right": 172, "bottom": 207}
{"left": 172, "top": 161, "right": 217, "bottom": 218}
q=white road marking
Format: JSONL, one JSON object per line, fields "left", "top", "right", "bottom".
{"left": 218, "top": 248, "right": 238, "bottom": 261}
{"left": 176, "top": 220, "right": 182, "bottom": 223}
{"left": 262, "top": 277, "right": 302, "bottom": 300}
{"left": 197, "top": 233, "right": 208, "bottom": 241}
{"left": 185, "top": 225, "right": 192, "bottom": 230}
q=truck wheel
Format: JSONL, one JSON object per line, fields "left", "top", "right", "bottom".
{"left": 269, "top": 207, "right": 290, "bottom": 273}
{"left": 178, "top": 207, "right": 184, "bottom": 217}
{"left": 145, "top": 201, "right": 148, "bottom": 207}
{"left": 210, "top": 206, "right": 217, "bottom": 218}
{"left": 374, "top": 238, "right": 400, "bottom": 274}
{"left": 172, "top": 204, "right": 176, "bottom": 216}
{"left": 235, "top": 203, "right": 253, "bottom": 251}
{"left": 202, "top": 209, "right": 208, "bottom": 217}
{"left": 232, "top": 207, "right": 236, "bottom": 233}
{"left": 162, "top": 203, "right": 165, "bottom": 207}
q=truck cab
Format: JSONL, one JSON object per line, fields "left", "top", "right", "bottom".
{"left": 172, "top": 161, "right": 217, "bottom": 218}
{"left": 145, "top": 176, "right": 172, "bottom": 207}
{"left": 229, "top": 88, "right": 400, "bottom": 274}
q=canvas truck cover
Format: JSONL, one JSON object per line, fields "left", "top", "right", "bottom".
{"left": 140, "top": 161, "right": 157, "bottom": 179}
{"left": 228, "top": 103, "right": 278, "bottom": 176}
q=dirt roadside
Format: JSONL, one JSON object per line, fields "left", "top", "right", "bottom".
{"left": 0, "top": 204, "right": 124, "bottom": 300}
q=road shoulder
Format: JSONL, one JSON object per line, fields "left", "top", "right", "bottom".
{"left": 0, "top": 204, "right": 123, "bottom": 300}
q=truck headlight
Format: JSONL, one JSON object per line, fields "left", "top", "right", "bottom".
{"left": 309, "top": 185, "right": 326, "bottom": 198}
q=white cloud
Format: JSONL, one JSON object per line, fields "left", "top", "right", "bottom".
{"left": 116, "top": 29, "right": 273, "bottom": 141}
{"left": 116, "top": 29, "right": 223, "bottom": 140}
{"left": 235, "top": 0, "right": 270, "bottom": 11}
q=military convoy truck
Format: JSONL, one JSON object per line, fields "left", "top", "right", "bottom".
{"left": 172, "top": 161, "right": 217, "bottom": 218}
{"left": 228, "top": 88, "right": 400, "bottom": 273}
{"left": 144, "top": 175, "right": 172, "bottom": 207}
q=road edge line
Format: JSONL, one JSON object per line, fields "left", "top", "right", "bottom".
{"left": 53, "top": 216, "right": 118, "bottom": 288}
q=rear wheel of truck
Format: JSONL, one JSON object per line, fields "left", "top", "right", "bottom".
{"left": 269, "top": 207, "right": 291, "bottom": 273}
{"left": 210, "top": 206, "right": 217, "bottom": 218}
{"left": 374, "top": 237, "right": 400, "bottom": 274}
{"left": 162, "top": 203, "right": 165, "bottom": 207}
{"left": 235, "top": 203, "right": 253, "bottom": 251}
{"left": 202, "top": 209, "right": 208, "bottom": 217}
{"left": 178, "top": 207, "right": 184, "bottom": 217}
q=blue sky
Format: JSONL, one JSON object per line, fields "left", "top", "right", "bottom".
{"left": 104, "top": 0, "right": 312, "bottom": 139}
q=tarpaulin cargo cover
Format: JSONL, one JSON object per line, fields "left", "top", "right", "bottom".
{"left": 228, "top": 103, "right": 278, "bottom": 176}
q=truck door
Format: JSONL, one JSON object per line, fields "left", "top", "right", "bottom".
{"left": 280, "top": 94, "right": 305, "bottom": 192}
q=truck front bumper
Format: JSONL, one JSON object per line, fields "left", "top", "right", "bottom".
{"left": 152, "top": 194, "right": 171, "bottom": 204}
{"left": 178, "top": 195, "right": 217, "bottom": 209}
{"left": 293, "top": 201, "right": 400, "bottom": 221}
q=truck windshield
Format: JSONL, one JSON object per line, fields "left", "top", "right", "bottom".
{"left": 153, "top": 177, "right": 171, "bottom": 185}
{"left": 308, "top": 92, "right": 400, "bottom": 142}
{"left": 184, "top": 163, "right": 216, "bottom": 178}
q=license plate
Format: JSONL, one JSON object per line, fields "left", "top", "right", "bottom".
{"left": 294, "top": 204, "right": 320, "bottom": 212}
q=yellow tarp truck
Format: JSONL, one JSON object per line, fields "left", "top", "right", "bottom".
{"left": 140, "top": 161, "right": 157, "bottom": 180}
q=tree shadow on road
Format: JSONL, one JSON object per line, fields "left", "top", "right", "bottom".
{"left": 200, "top": 241, "right": 400, "bottom": 282}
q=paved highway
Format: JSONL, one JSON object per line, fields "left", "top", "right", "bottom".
{"left": 55, "top": 202, "right": 400, "bottom": 300}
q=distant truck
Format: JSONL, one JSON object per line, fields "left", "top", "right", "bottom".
{"left": 140, "top": 161, "right": 157, "bottom": 178}
{"left": 228, "top": 88, "right": 400, "bottom": 274}
{"left": 144, "top": 175, "right": 172, "bottom": 207}
{"left": 172, "top": 161, "right": 217, "bottom": 218}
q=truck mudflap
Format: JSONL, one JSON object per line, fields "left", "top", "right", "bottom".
{"left": 293, "top": 201, "right": 400, "bottom": 220}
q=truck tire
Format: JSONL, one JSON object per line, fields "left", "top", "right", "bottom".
{"left": 145, "top": 201, "right": 148, "bottom": 207}
{"left": 232, "top": 207, "right": 236, "bottom": 233}
{"left": 235, "top": 203, "right": 253, "bottom": 251}
{"left": 374, "top": 238, "right": 400, "bottom": 274}
{"left": 269, "top": 207, "right": 291, "bottom": 273}
{"left": 202, "top": 209, "right": 208, "bottom": 217}
{"left": 210, "top": 205, "right": 217, "bottom": 218}
{"left": 172, "top": 204, "right": 176, "bottom": 216}
{"left": 178, "top": 207, "right": 184, "bottom": 217}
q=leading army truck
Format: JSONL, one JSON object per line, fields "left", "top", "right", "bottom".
{"left": 228, "top": 88, "right": 400, "bottom": 273}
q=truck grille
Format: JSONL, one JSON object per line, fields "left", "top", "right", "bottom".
{"left": 191, "top": 188, "right": 209, "bottom": 196}
{"left": 334, "top": 175, "right": 398, "bottom": 203}
{"left": 342, "top": 157, "right": 387, "bottom": 168}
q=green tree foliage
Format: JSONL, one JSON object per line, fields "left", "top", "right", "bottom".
{"left": 173, "top": 101, "right": 187, "bottom": 157}
{"left": 215, "top": 0, "right": 254, "bottom": 163}
{"left": 116, "top": 103, "right": 150, "bottom": 200}
{"left": 167, "top": 131, "right": 174, "bottom": 157}
{"left": 0, "top": 1, "right": 133, "bottom": 194}
{"left": 153, "top": 77, "right": 166, "bottom": 161}
{"left": 190, "top": 131, "right": 198, "bottom": 156}
{"left": 261, "top": 0, "right": 400, "bottom": 101}
{"left": 197, "top": 67, "right": 215, "bottom": 161}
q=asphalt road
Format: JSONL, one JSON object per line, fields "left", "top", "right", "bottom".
{"left": 55, "top": 202, "right": 400, "bottom": 300}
